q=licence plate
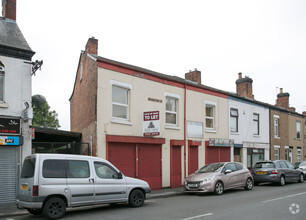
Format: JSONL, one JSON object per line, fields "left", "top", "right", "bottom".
{"left": 21, "top": 185, "right": 27, "bottom": 190}
{"left": 188, "top": 184, "right": 199, "bottom": 187}
{"left": 256, "top": 171, "right": 267, "bottom": 175}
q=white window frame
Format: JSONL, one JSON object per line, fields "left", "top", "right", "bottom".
{"left": 274, "top": 115, "right": 279, "bottom": 138}
{"left": 296, "top": 121, "right": 301, "bottom": 139}
{"left": 205, "top": 101, "right": 216, "bottom": 132}
{"left": 253, "top": 113, "right": 260, "bottom": 135}
{"left": 230, "top": 108, "right": 239, "bottom": 133}
{"left": 164, "top": 92, "right": 180, "bottom": 129}
{"left": 110, "top": 80, "right": 132, "bottom": 125}
{"left": 0, "top": 62, "right": 4, "bottom": 102}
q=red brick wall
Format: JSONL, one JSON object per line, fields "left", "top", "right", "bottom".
{"left": 70, "top": 38, "right": 98, "bottom": 155}
{"left": 185, "top": 69, "right": 201, "bottom": 84}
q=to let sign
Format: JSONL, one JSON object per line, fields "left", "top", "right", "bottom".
{"left": 143, "top": 111, "right": 160, "bottom": 136}
{"left": 0, "top": 118, "right": 21, "bottom": 135}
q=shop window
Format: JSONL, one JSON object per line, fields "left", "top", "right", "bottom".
{"left": 247, "top": 148, "right": 264, "bottom": 169}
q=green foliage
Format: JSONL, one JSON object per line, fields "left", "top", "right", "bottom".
{"left": 32, "top": 101, "right": 60, "bottom": 129}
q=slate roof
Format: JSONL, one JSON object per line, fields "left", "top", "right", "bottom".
{"left": 0, "top": 17, "right": 34, "bottom": 60}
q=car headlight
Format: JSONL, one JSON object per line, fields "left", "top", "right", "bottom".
{"left": 203, "top": 175, "right": 215, "bottom": 182}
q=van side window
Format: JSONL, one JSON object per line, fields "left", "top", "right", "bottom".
{"left": 43, "top": 160, "right": 66, "bottom": 178}
{"left": 94, "top": 162, "right": 119, "bottom": 179}
{"left": 67, "top": 160, "right": 90, "bottom": 178}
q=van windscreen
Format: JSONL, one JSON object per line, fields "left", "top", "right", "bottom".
{"left": 20, "top": 157, "right": 36, "bottom": 178}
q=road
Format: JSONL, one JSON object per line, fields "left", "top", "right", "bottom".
{"left": 8, "top": 182, "right": 306, "bottom": 220}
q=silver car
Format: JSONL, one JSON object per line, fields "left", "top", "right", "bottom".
{"left": 252, "top": 160, "right": 304, "bottom": 186}
{"left": 17, "top": 154, "right": 151, "bottom": 219}
{"left": 295, "top": 161, "right": 306, "bottom": 179}
{"left": 184, "top": 162, "right": 253, "bottom": 195}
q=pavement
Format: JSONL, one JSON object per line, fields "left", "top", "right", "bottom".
{"left": 0, "top": 187, "right": 185, "bottom": 218}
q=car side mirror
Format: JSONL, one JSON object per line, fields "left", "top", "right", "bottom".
{"left": 225, "top": 170, "right": 232, "bottom": 174}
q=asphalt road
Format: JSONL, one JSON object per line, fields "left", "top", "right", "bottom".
{"left": 8, "top": 182, "right": 306, "bottom": 220}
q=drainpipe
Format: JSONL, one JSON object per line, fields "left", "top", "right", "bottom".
{"left": 184, "top": 83, "right": 187, "bottom": 179}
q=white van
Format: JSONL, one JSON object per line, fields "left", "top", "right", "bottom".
{"left": 17, "top": 154, "right": 151, "bottom": 219}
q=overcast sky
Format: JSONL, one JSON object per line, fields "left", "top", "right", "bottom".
{"left": 17, "top": 0, "right": 306, "bottom": 131}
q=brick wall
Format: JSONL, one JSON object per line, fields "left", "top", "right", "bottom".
{"left": 235, "top": 73, "right": 253, "bottom": 99}
{"left": 185, "top": 69, "right": 201, "bottom": 84}
{"left": 70, "top": 38, "right": 98, "bottom": 155}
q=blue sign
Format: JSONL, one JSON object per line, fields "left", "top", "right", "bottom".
{"left": 0, "top": 136, "right": 20, "bottom": 146}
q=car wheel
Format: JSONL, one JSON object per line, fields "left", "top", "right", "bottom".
{"left": 42, "top": 197, "right": 66, "bottom": 219}
{"left": 214, "top": 181, "right": 224, "bottom": 195}
{"left": 298, "top": 174, "right": 304, "bottom": 183}
{"left": 244, "top": 178, "right": 253, "bottom": 190}
{"left": 129, "top": 189, "right": 145, "bottom": 207}
{"left": 27, "top": 208, "right": 42, "bottom": 215}
{"left": 279, "top": 175, "right": 286, "bottom": 186}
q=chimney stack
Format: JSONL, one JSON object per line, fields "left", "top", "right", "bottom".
{"left": 185, "top": 68, "right": 201, "bottom": 84}
{"left": 235, "top": 73, "right": 254, "bottom": 99}
{"left": 85, "top": 37, "right": 98, "bottom": 55}
{"left": 2, "top": 0, "right": 16, "bottom": 20}
{"left": 276, "top": 88, "right": 290, "bottom": 109}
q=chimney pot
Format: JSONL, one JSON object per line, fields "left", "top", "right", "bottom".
{"left": 238, "top": 72, "right": 242, "bottom": 79}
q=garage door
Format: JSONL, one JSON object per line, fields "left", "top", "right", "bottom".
{"left": 188, "top": 146, "right": 198, "bottom": 175}
{"left": 0, "top": 147, "right": 19, "bottom": 205}
{"left": 108, "top": 143, "right": 162, "bottom": 190}
{"left": 170, "top": 145, "right": 181, "bottom": 188}
{"left": 206, "top": 146, "right": 230, "bottom": 164}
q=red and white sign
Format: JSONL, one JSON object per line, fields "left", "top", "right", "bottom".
{"left": 143, "top": 111, "right": 160, "bottom": 136}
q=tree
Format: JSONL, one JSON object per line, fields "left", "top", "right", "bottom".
{"left": 32, "top": 95, "right": 60, "bottom": 129}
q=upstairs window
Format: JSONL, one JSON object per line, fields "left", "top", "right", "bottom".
{"left": 112, "top": 85, "right": 129, "bottom": 120}
{"left": 274, "top": 116, "right": 279, "bottom": 138}
{"left": 230, "top": 108, "right": 238, "bottom": 132}
{"left": 253, "top": 113, "right": 259, "bottom": 135}
{"left": 205, "top": 103, "right": 215, "bottom": 130}
{"left": 296, "top": 121, "right": 301, "bottom": 139}
{"left": 165, "top": 96, "right": 178, "bottom": 126}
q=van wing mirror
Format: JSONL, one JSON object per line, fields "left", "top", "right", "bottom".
{"left": 118, "top": 171, "right": 123, "bottom": 179}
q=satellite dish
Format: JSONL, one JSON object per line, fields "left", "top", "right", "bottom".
{"left": 32, "top": 95, "right": 46, "bottom": 107}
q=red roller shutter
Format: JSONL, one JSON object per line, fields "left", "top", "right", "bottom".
{"left": 206, "top": 146, "right": 231, "bottom": 164}
{"left": 170, "top": 145, "right": 182, "bottom": 188}
{"left": 108, "top": 143, "right": 136, "bottom": 178}
{"left": 138, "top": 144, "right": 162, "bottom": 190}
{"left": 220, "top": 147, "right": 230, "bottom": 162}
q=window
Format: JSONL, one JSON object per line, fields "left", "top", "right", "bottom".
{"left": 205, "top": 104, "right": 215, "bottom": 130}
{"left": 274, "top": 116, "right": 279, "bottom": 138}
{"left": 297, "top": 148, "right": 301, "bottom": 162}
{"left": 274, "top": 148, "right": 279, "bottom": 160}
{"left": 112, "top": 85, "right": 129, "bottom": 120}
{"left": 166, "top": 96, "right": 177, "bottom": 126}
{"left": 230, "top": 108, "right": 238, "bottom": 132}
{"left": 296, "top": 121, "right": 301, "bottom": 139}
{"left": 94, "top": 162, "right": 120, "bottom": 179}
{"left": 67, "top": 160, "right": 90, "bottom": 178}
{"left": 285, "top": 161, "right": 295, "bottom": 169}
{"left": 43, "top": 160, "right": 66, "bottom": 178}
{"left": 253, "top": 113, "right": 259, "bottom": 135}
{"left": 0, "top": 61, "right": 4, "bottom": 102}
{"left": 222, "top": 163, "right": 237, "bottom": 173}
{"left": 20, "top": 157, "right": 36, "bottom": 178}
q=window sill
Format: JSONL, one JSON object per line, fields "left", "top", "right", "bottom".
{"left": 253, "top": 135, "right": 260, "bottom": 138}
{"left": 274, "top": 136, "right": 280, "bottom": 139}
{"left": 230, "top": 132, "right": 239, "bottom": 135}
{"left": 0, "top": 102, "right": 8, "bottom": 108}
{"left": 205, "top": 129, "right": 216, "bottom": 133}
{"left": 165, "top": 125, "right": 180, "bottom": 130}
{"left": 111, "top": 118, "right": 132, "bottom": 126}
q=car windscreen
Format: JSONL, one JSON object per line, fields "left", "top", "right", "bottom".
{"left": 20, "top": 157, "right": 36, "bottom": 178}
{"left": 254, "top": 162, "right": 275, "bottom": 169}
{"left": 195, "top": 163, "right": 225, "bottom": 173}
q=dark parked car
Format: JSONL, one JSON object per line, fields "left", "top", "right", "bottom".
{"left": 252, "top": 160, "right": 304, "bottom": 186}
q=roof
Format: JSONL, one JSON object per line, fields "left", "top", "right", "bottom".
{"left": 0, "top": 17, "right": 35, "bottom": 60}
{"left": 33, "top": 127, "right": 82, "bottom": 142}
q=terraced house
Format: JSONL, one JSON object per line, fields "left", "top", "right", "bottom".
{"left": 70, "top": 37, "right": 305, "bottom": 189}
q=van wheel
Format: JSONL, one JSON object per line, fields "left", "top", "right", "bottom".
{"left": 27, "top": 208, "right": 42, "bottom": 215}
{"left": 129, "top": 189, "right": 145, "bottom": 207}
{"left": 43, "top": 197, "right": 66, "bottom": 219}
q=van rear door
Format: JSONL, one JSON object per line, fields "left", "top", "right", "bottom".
{"left": 19, "top": 156, "right": 37, "bottom": 200}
